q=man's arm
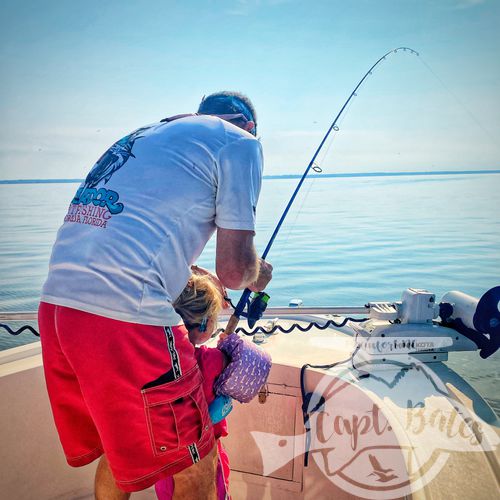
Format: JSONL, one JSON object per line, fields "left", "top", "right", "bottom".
{"left": 216, "top": 228, "right": 272, "bottom": 291}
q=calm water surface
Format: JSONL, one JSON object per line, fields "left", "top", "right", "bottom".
{"left": 0, "top": 174, "right": 499, "bottom": 412}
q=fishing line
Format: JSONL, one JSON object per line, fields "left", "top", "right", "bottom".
{"left": 224, "top": 47, "right": 420, "bottom": 335}
{"left": 275, "top": 96, "right": 357, "bottom": 265}
{"left": 417, "top": 56, "right": 498, "bottom": 149}
{"left": 271, "top": 175, "right": 316, "bottom": 264}
{"left": 272, "top": 123, "right": 340, "bottom": 263}
{"left": 317, "top": 96, "right": 356, "bottom": 167}
{"left": 271, "top": 98, "right": 353, "bottom": 282}
{"left": 272, "top": 129, "right": 336, "bottom": 262}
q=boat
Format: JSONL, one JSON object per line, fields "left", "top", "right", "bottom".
{"left": 1, "top": 286, "right": 499, "bottom": 499}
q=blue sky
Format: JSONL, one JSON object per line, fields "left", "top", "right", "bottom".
{"left": 0, "top": 0, "right": 499, "bottom": 179}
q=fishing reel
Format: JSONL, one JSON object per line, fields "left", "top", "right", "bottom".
{"left": 246, "top": 292, "right": 270, "bottom": 329}
{"left": 223, "top": 289, "right": 271, "bottom": 337}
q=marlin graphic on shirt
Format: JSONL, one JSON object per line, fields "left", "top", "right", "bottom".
{"left": 66, "top": 126, "right": 154, "bottom": 221}
{"left": 84, "top": 126, "right": 151, "bottom": 188}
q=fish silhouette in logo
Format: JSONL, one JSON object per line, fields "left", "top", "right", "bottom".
{"left": 84, "top": 126, "right": 151, "bottom": 188}
{"left": 368, "top": 454, "right": 398, "bottom": 482}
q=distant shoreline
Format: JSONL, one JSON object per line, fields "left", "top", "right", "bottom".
{"left": 1, "top": 169, "right": 499, "bottom": 184}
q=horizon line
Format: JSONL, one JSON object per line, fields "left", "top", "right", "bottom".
{"left": 0, "top": 169, "right": 499, "bottom": 185}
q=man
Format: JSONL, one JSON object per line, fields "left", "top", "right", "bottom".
{"left": 39, "top": 91, "right": 272, "bottom": 499}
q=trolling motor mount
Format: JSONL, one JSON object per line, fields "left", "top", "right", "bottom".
{"left": 352, "top": 287, "right": 499, "bottom": 364}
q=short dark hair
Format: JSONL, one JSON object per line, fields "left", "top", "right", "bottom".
{"left": 198, "top": 91, "right": 257, "bottom": 130}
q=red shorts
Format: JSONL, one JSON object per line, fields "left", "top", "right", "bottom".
{"left": 38, "top": 302, "right": 215, "bottom": 492}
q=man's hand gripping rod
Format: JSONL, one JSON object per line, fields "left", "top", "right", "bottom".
{"left": 223, "top": 284, "right": 270, "bottom": 336}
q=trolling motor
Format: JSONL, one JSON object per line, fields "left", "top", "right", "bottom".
{"left": 352, "top": 286, "right": 500, "bottom": 365}
{"left": 440, "top": 287, "right": 500, "bottom": 359}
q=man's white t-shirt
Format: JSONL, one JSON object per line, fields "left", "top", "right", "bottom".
{"left": 41, "top": 115, "right": 263, "bottom": 326}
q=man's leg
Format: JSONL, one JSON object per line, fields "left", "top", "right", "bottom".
{"left": 95, "top": 455, "right": 131, "bottom": 500}
{"left": 172, "top": 443, "right": 218, "bottom": 500}
{"left": 46, "top": 305, "right": 214, "bottom": 492}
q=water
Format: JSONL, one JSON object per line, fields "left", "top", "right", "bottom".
{"left": 0, "top": 173, "right": 499, "bottom": 413}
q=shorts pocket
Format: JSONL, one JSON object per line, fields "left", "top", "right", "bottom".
{"left": 142, "top": 365, "right": 210, "bottom": 456}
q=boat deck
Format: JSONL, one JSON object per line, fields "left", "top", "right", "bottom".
{"left": 1, "top": 314, "right": 498, "bottom": 499}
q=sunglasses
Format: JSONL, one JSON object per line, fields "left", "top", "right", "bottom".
{"left": 215, "top": 113, "right": 257, "bottom": 136}
{"left": 200, "top": 95, "right": 257, "bottom": 136}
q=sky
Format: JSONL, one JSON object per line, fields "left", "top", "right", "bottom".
{"left": 0, "top": 0, "right": 499, "bottom": 179}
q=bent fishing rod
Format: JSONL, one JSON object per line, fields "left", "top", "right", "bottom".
{"left": 224, "top": 47, "right": 419, "bottom": 335}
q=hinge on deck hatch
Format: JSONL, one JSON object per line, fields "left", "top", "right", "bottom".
{"left": 258, "top": 384, "right": 269, "bottom": 404}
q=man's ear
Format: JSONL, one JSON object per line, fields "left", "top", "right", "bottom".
{"left": 244, "top": 121, "right": 255, "bottom": 133}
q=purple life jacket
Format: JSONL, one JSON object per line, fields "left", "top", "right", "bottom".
{"left": 214, "top": 334, "right": 272, "bottom": 403}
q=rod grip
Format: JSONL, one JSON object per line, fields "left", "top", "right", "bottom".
{"left": 224, "top": 314, "right": 241, "bottom": 336}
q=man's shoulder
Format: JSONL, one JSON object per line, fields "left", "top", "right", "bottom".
{"left": 170, "top": 114, "right": 256, "bottom": 143}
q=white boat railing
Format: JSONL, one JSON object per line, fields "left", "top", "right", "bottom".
{"left": 0, "top": 306, "right": 370, "bottom": 324}
{"left": 0, "top": 311, "right": 39, "bottom": 321}
{"left": 221, "top": 306, "right": 369, "bottom": 318}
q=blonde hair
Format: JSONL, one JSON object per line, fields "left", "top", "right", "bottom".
{"left": 173, "top": 273, "right": 224, "bottom": 330}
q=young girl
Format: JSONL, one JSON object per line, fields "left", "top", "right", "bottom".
{"left": 155, "top": 269, "right": 231, "bottom": 500}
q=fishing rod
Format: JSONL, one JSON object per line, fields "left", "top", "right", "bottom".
{"left": 224, "top": 46, "right": 419, "bottom": 336}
